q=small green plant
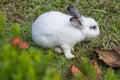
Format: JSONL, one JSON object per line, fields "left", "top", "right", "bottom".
{"left": 105, "top": 68, "right": 118, "bottom": 80}
{"left": 0, "top": 14, "right": 61, "bottom": 80}
{"left": 0, "top": 13, "right": 6, "bottom": 37}
{"left": 0, "top": 42, "right": 61, "bottom": 80}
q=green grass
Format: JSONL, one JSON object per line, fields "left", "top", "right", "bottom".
{"left": 0, "top": 0, "right": 120, "bottom": 80}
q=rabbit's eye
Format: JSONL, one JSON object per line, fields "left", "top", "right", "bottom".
{"left": 90, "top": 26, "right": 96, "bottom": 30}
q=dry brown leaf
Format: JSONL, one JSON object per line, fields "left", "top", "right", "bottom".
{"left": 7, "top": 13, "right": 23, "bottom": 24}
{"left": 70, "top": 58, "right": 102, "bottom": 80}
{"left": 89, "top": 60, "right": 102, "bottom": 80}
{"left": 70, "top": 65, "right": 83, "bottom": 75}
{"left": 95, "top": 48, "right": 120, "bottom": 68}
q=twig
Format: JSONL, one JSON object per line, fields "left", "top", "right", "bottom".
{"left": 84, "top": 9, "right": 107, "bottom": 13}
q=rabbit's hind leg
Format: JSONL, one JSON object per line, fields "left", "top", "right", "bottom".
{"left": 54, "top": 47, "right": 62, "bottom": 53}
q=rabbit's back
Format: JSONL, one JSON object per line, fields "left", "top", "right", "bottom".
{"left": 32, "top": 11, "right": 84, "bottom": 48}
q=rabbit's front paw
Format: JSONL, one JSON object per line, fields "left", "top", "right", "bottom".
{"left": 71, "top": 47, "right": 74, "bottom": 51}
{"left": 65, "top": 53, "right": 75, "bottom": 59}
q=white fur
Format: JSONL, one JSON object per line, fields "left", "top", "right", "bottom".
{"left": 32, "top": 11, "right": 100, "bottom": 58}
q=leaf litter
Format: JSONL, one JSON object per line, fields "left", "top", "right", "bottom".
{"left": 95, "top": 48, "right": 120, "bottom": 68}
{"left": 70, "top": 58, "right": 102, "bottom": 80}
{"left": 68, "top": 48, "right": 120, "bottom": 80}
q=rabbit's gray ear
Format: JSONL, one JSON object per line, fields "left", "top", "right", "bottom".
{"left": 67, "top": 6, "right": 80, "bottom": 18}
{"left": 70, "top": 17, "right": 82, "bottom": 28}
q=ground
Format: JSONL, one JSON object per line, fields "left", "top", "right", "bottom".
{"left": 0, "top": 0, "right": 120, "bottom": 80}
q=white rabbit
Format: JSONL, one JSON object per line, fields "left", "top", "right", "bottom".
{"left": 32, "top": 6, "right": 100, "bottom": 58}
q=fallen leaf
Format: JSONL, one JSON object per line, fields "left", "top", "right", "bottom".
{"left": 14, "top": 16, "right": 23, "bottom": 24}
{"left": 89, "top": 60, "right": 102, "bottom": 80}
{"left": 70, "top": 65, "right": 83, "bottom": 75}
{"left": 102, "top": 2, "right": 109, "bottom": 10}
{"left": 95, "top": 48, "right": 120, "bottom": 68}
{"left": 70, "top": 59, "right": 102, "bottom": 80}
{"left": 7, "top": 13, "right": 23, "bottom": 24}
